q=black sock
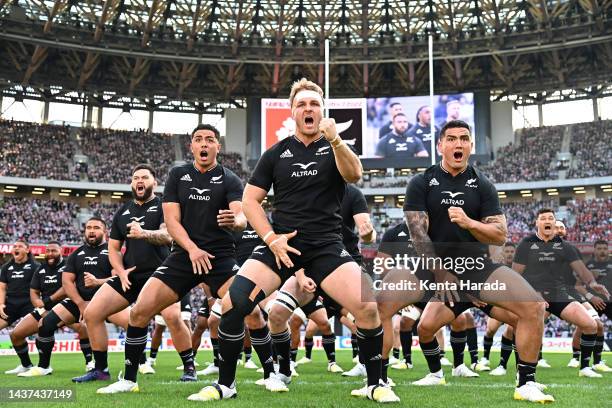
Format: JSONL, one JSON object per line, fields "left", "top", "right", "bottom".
{"left": 80, "top": 338, "right": 92, "bottom": 364}
{"left": 517, "top": 359, "right": 537, "bottom": 386}
{"left": 351, "top": 333, "right": 359, "bottom": 358}
{"left": 420, "top": 338, "right": 442, "bottom": 374}
{"left": 218, "top": 329, "right": 245, "bottom": 388}
{"left": 249, "top": 326, "right": 275, "bottom": 379}
{"left": 272, "top": 344, "right": 278, "bottom": 363}
{"left": 483, "top": 335, "right": 494, "bottom": 360}
{"left": 93, "top": 350, "right": 108, "bottom": 371}
{"left": 211, "top": 337, "right": 219, "bottom": 367}
{"left": 290, "top": 348, "right": 298, "bottom": 363}
{"left": 237, "top": 351, "right": 243, "bottom": 361}
{"left": 140, "top": 352, "right": 146, "bottom": 365}
{"left": 304, "top": 337, "right": 314, "bottom": 359}
{"left": 593, "top": 335, "right": 604, "bottom": 365}
{"left": 322, "top": 334, "right": 336, "bottom": 363}
{"left": 392, "top": 348, "right": 400, "bottom": 360}
{"left": 512, "top": 336, "right": 519, "bottom": 369}
{"left": 572, "top": 346, "right": 580, "bottom": 360}
{"left": 124, "top": 325, "right": 148, "bottom": 382}
{"left": 244, "top": 346, "right": 252, "bottom": 361}
{"left": 271, "top": 329, "right": 292, "bottom": 377}
{"left": 14, "top": 342, "right": 32, "bottom": 368}
{"left": 439, "top": 349, "right": 446, "bottom": 361}
{"left": 356, "top": 326, "right": 383, "bottom": 386}
{"left": 466, "top": 327, "right": 478, "bottom": 365}
{"left": 178, "top": 349, "right": 195, "bottom": 372}
{"left": 37, "top": 335, "right": 55, "bottom": 369}
{"left": 499, "top": 335, "right": 513, "bottom": 369}
{"left": 150, "top": 347, "right": 159, "bottom": 360}
{"left": 400, "top": 330, "right": 412, "bottom": 364}
{"left": 580, "top": 333, "right": 596, "bottom": 369}
{"left": 381, "top": 358, "right": 389, "bottom": 382}
{"left": 450, "top": 330, "right": 466, "bottom": 368}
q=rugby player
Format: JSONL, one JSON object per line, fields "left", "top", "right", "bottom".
{"left": 191, "top": 79, "right": 399, "bottom": 403}
{"left": 97, "top": 124, "right": 266, "bottom": 395}
{"left": 403, "top": 120, "right": 553, "bottom": 402}
{"left": 513, "top": 209, "right": 610, "bottom": 379}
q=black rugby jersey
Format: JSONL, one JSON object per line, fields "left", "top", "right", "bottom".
{"left": 30, "top": 258, "right": 65, "bottom": 299}
{"left": 248, "top": 135, "right": 346, "bottom": 241}
{"left": 376, "top": 133, "right": 426, "bottom": 158}
{"left": 163, "top": 163, "right": 243, "bottom": 257}
{"left": 403, "top": 164, "right": 501, "bottom": 262}
{"left": 110, "top": 196, "right": 170, "bottom": 277}
{"left": 378, "top": 223, "right": 416, "bottom": 258}
{"left": 559, "top": 242, "right": 582, "bottom": 289}
{"left": 0, "top": 258, "right": 40, "bottom": 298}
{"left": 407, "top": 123, "right": 440, "bottom": 146}
{"left": 233, "top": 224, "right": 263, "bottom": 266}
{"left": 514, "top": 234, "right": 580, "bottom": 291}
{"left": 340, "top": 185, "right": 369, "bottom": 262}
{"left": 586, "top": 258, "right": 612, "bottom": 291}
{"left": 64, "top": 242, "right": 112, "bottom": 301}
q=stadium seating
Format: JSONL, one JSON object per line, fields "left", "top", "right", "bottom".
{"left": 0, "top": 120, "right": 79, "bottom": 181}
{"left": 565, "top": 197, "right": 612, "bottom": 242}
{"left": 77, "top": 128, "right": 176, "bottom": 184}
{"left": 566, "top": 121, "right": 612, "bottom": 179}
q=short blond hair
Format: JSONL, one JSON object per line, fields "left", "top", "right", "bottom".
{"left": 289, "top": 78, "right": 324, "bottom": 108}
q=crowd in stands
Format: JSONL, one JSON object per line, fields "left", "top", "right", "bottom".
{"left": 566, "top": 120, "right": 612, "bottom": 179}
{"left": 87, "top": 201, "right": 123, "bottom": 226}
{"left": 0, "top": 197, "right": 81, "bottom": 244}
{"left": 479, "top": 125, "right": 563, "bottom": 183}
{"left": 565, "top": 197, "right": 611, "bottom": 242}
{"left": 77, "top": 128, "right": 176, "bottom": 184}
{"left": 0, "top": 120, "right": 79, "bottom": 180}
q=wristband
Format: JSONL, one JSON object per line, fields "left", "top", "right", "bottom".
{"left": 263, "top": 231, "right": 274, "bottom": 243}
{"left": 585, "top": 292, "right": 594, "bottom": 300}
{"left": 330, "top": 136, "right": 343, "bottom": 149}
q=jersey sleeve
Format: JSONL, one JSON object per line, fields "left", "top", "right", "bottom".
{"left": 225, "top": 172, "right": 244, "bottom": 203}
{"left": 351, "top": 188, "right": 369, "bottom": 216}
{"left": 63, "top": 252, "right": 78, "bottom": 274}
{"left": 0, "top": 264, "right": 8, "bottom": 283}
{"left": 479, "top": 176, "right": 502, "bottom": 218}
{"left": 30, "top": 269, "right": 41, "bottom": 290}
{"left": 403, "top": 174, "right": 427, "bottom": 211}
{"left": 248, "top": 148, "right": 275, "bottom": 191}
{"left": 413, "top": 138, "right": 426, "bottom": 154}
{"left": 513, "top": 240, "right": 529, "bottom": 265}
{"left": 564, "top": 243, "right": 581, "bottom": 263}
{"left": 162, "top": 167, "right": 180, "bottom": 203}
{"left": 109, "top": 206, "right": 125, "bottom": 241}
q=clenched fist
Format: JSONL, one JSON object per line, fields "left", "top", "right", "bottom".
{"left": 319, "top": 118, "right": 338, "bottom": 142}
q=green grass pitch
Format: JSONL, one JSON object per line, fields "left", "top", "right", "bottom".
{"left": 1, "top": 350, "right": 610, "bottom": 407}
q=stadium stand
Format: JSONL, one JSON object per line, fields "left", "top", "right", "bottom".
{"left": 566, "top": 121, "right": 612, "bottom": 179}
{"left": 0, "top": 120, "right": 79, "bottom": 181}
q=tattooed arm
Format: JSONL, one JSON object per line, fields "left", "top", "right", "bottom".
{"left": 447, "top": 207, "right": 507, "bottom": 245}
{"left": 405, "top": 211, "right": 448, "bottom": 282}
{"left": 126, "top": 221, "right": 172, "bottom": 246}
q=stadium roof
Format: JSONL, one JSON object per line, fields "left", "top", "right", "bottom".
{"left": 0, "top": 0, "right": 611, "bottom": 110}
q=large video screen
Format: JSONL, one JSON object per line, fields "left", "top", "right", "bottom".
{"left": 259, "top": 92, "right": 475, "bottom": 160}
{"left": 364, "top": 93, "right": 475, "bottom": 158}
{"left": 260, "top": 98, "right": 366, "bottom": 155}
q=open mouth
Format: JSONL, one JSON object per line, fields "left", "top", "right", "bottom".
{"left": 136, "top": 184, "right": 145, "bottom": 194}
{"left": 304, "top": 116, "right": 314, "bottom": 126}
{"left": 200, "top": 151, "right": 208, "bottom": 159}
{"left": 544, "top": 225, "right": 552, "bottom": 231}
{"left": 453, "top": 151, "right": 463, "bottom": 160}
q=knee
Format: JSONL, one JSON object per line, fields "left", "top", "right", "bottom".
{"left": 82, "top": 307, "right": 98, "bottom": 327}
{"left": 417, "top": 318, "right": 439, "bottom": 339}
{"left": 268, "top": 304, "right": 289, "bottom": 330}
{"left": 129, "top": 305, "right": 150, "bottom": 327}
{"left": 517, "top": 301, "right": 545, "bottom": 322}
{"left": 319, "top": 321, "right": 332, "bottom": 334}
{"left": 352, "top": 302, "right": 378, "bottom": 324}
{"left": 582, "top": 318, "right": 597, "bottom": 334}
{"left": 9, "top": 330, "right": 19, "bottom": 343}
{"left": 244, "top": 307, "right": 265, "bottom": 330}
